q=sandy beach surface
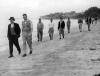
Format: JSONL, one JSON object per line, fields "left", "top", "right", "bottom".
{"left": 0, "top": 21, "right": 100, "bottom": 76}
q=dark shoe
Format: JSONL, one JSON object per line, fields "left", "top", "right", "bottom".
{"left": 22, "top": 54, "right": 27, "bottom": 57}
{"left": 8, "top": 55, "right": 14, "bottom": 58}
{"left": 29, "top": 51, "right": 32, "bottom": 54}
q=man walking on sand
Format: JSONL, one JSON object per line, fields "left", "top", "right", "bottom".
{"left": 67, "top": 17, "right": 71, "bottom": 33}
{"left": 48, "top": 18, "right": 54, "bottom": 40}
{"left": 78, "top": 18, "right": 83, "bottom": 32}
{"left": 37, "top": 18, "right": 44, "bottom": 42}
{"left": 88, "top": 17, "right": 92, "bottom": 31}
{"left": 22, "top": 14, "right": 33, "bottom": 57}
{"left": 58, "top": 17, "right": 65, "bottom": 39}
{"left": 7, "top": 17, "right": 21, "bottom": 58}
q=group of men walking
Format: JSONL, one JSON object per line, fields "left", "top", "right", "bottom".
{"left": 7, "top": 14, "right": 98, "bottom": 58}
{"left": 77, "top": 17, "right": 98, "bottom": 32}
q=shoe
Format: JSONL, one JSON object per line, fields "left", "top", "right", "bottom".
{"left": 29, "top": 51, "right": 32, "bottom": 54}
{"left": 8, "top": 55, "right": 14, "bottom": 58}
{"left": 22, "top": 54, "right": 27, "bottom": 57}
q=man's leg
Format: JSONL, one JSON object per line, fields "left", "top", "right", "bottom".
{"left": 59, "top": 29, "right": 61, "bottom": 39}
{"left": 37, "top": 31, "right": 39, "bottom": 41}
{"left": 80, "top": 24, "right": 82, "bottom": 32}
{"left": 27, "top": 35, "right": 32, "bottom": 54}
{"left": 22, "top": 36, "right": 27, "bottom": 57}
{"left": 67, "top": 25, "right": 70, "bottom": 33}
{"left": 8, "top": 39, "right": 13, "bottom": 58}
{"left": 62, "top": 29, "right": 64, "bottom": 38}
{"left": 13, "top": 38, "right": 21, "bottom": 55}
{"left": 51, "top": 32, "right": 53, "bottom": 40}
{"left": 40, "top": 31, "right": 43, "bottom": 41}
{"left": 88, "top": 24, "right": 91, "bottom": 31}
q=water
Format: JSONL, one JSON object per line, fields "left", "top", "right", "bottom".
{"left": 0, "top": 19, "right": 78, "bottom": 51}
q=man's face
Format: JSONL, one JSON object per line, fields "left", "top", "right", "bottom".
{"left": 23, "top": 15, "right": 27, "bottom": 20}
{"left": 39, "top": 19, "right": 41, "bottom": 23}
{"left": 10, "top": 19, "right": 14, "bottom": 24}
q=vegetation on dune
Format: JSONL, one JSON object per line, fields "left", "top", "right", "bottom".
{"left": 41, "top": 7, "right": 100, "bottom": 19}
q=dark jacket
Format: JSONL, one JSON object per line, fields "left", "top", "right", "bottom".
{"left": 7, "top": 23, "right": 21, "bottom": 39}
{"left": 58, "top": 21, "right": 65, "bottom": 30}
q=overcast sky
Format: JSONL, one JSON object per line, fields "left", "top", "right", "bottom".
{"left": 0, "top": 0, "right": 100, "bottom": 19}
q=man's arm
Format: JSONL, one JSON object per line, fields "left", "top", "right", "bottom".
{"left": 58, "top": 22, "right": 60, "bottom": 30}
{"left": 42, "top": 23, "right": 44, "bottom": 30}
{"left": 16, "top": 23, "right": 21, "bottom": 37}
{"left": 7, "top": 25, "right": 9, "bottom": 39}
{"left": 30, "top": 20, "right": 33, "bottom": 32}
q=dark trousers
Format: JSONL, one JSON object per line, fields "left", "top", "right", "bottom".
{"left": 37, "top": 30, "right": 43, "bottom": 41}
{"left": 59, "top": 28, "right": 64, "bottom": 38}
{"left": 88, "top": 23, "right": 91, "bottom": 31}
{"left": 67, "top": 25, "right": 70, "bottom": 33}
{"left": 9, "top": 36, "right": 21, "bottom": 56}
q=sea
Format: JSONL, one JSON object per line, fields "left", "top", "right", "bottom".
{"left": 0, "top": 19, "right": 80, "bottom": 51}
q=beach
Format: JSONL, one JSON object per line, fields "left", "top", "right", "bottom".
{"left": 0, "top": 21, "right": 100, "bottom": 76}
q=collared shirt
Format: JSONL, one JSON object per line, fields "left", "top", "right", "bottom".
{"left": 11, "top": 24, "right": 14, "bottom": 28}
{"left": 48, "top": 22, "right": 54, "bottom": 28}
{"left": 10, "top": 24, "right": 16, "bottom": 35}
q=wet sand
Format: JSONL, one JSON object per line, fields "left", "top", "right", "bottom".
{"left": 0, "top": 21, "right": 100, "bottom": 76}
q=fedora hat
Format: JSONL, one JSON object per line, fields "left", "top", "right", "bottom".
{"left": 9, "top": 17, "right": 15, "bottom": 21}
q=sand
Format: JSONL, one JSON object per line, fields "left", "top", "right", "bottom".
{"left": 0, "top": 21, "right": 100, "bottom": 76}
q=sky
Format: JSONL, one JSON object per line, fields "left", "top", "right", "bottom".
{"left": 0, "top": 0, "right": 100, "bottom": 19}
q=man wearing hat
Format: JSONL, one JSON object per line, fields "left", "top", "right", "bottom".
{"left": 7, "top": 17, "right": 21, "bottom": 58}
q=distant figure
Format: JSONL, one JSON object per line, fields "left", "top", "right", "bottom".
{"left": 22, "top": 14, "right": 33, "bottom": 57}
{"left": 85, "top": 17, "right": 88, "bottom": 25}
{"left": 67, "top": 17, "right": 71, "bottom": 33}
{"left": 37, "top": 18, "right": 44, "bottom": 42}
{"left": 95, "top": 17, "right": 98, "bottom": 24}
{"left": 48, "top": 18, "right": 54, "bottom": 40}
{"left": 91, "top": 17, "right": 94, "bottom": 24}
{"left": 58, "top": 17, "right": 65, "bottom": 39}
{"left": 7, "top": 17, "right": 21, "bottom": 58}
{"left": 78, "top": 18, "right": 83, "bottom": 32}
{"left": 88, "top": 17, "right": 92, "bottom": 31}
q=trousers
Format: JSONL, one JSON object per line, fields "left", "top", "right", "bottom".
{"left": 22, "top": 33, "right": 32, "bottom": 54}
{"left": 37, "top": 30, "right": 43, "bottom": 41}
{"left": 9, "top": 36, "right": 21, "bottom": 56}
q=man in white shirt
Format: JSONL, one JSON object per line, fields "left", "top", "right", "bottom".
{"left": 22, "top": 14, "right": 33, "bottom": 57}
{"left": 48, "top": 18, "right": 54, "bottom": 40}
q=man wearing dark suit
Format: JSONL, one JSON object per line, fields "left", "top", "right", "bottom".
{"left": 7, "top": 17, "right": 21, "bottom": 58}
{"left": 58, "top": 17, "right": 65, "bottom": 39}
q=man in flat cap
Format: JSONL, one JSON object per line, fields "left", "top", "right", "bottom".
{"left": 7, "top": 17, "right": 21, "bottom": 58}
{"left": 22, "top": 14, "right": 33, "bottom": 57}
